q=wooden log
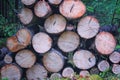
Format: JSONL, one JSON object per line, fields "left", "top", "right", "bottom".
{"left": 44, "top": 14, "right": 66, "bottom": 34}
{"left": 4, "top": 53, "right": 13, "bottom": 64}
{"left": 95, "top": 31, "right": 116, "bottom": 55}
{"left": 50, "top": 73, "right": 62, "bottom": 80}
{"left": 15, "top": 50, "right": 36, "bottom": 68}
{"left": 32, "top": 32, "right": 52, "bottom": 53}
{"left": 66, "top": 24, "right": 75, "bottom": 31}
{"left": 90, "top": 67, "right": 100, "bottom": 75}
{"left": 112, "top": 64, "right": 120, "bottom": 74}
{"left": 59, "top": 0, "right": 86, "bottom": 19}
{"left": 48, "top": 0, "right": 62, "bottom": 5}
{"left": 97, "top": 60, "right": 110, "bottom": 72}
{"left": 34, "top": 0, "right": 52, "bottom": 18}
{"left": 77, "top": 16, "right": 100, "bottom": 39}
{"left": 16, "top": 28, "right": 32, "bottom": 47}
{"left": 73, "top": 50, "right": 96, "bottom": 69}
{"left": 18, "top": 8, "right": 33, "bottom": 25}
{"left": 6, "top": 36, "right": 25, "bottom": 52}
{"left": 21, "top": 0, "right": 36, "bottom": 6}
{"left": 62, "top": 67, "right": 74, "bottom": 79}
{"left": 43, "top": 49, "right": 64, "bottom": 72}
{"left": 79, "top": 70, "right": 90, "bottom": 78}
{"left": 57, "top": 31, "right": 80, "bottom": 52}
{"left": 109, "top": 51, "right": 120, "bottom": 63}
{"left": 26, "top": 63, "right": 48, "bottom": 80}
{"left": 0, "top": 64, "right": 22, "bottom": 80}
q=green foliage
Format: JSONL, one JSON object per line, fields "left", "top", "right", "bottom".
{"left": 1, "top": 78, "right": 8, "bottom": 80}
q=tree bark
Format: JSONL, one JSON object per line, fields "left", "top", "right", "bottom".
{"left": 44, "top": 14, "right": 66, "bottom": 34}
{"left": 15, "top": 50, "right": 36, "bottom": 68}
{"left": 77, "top": 16, "right": 100, "bottom": 39}
{"left": 73, "top": 50, "right": 96, "bottom": 69}
{"left": 95, "top": 31, "right": 116, "bottom": 55}
{"left": 59, "top": 0, "right": 86, "bottom": 19}
{"left": 57, "top": 31, "right": 80, "bottom": 52}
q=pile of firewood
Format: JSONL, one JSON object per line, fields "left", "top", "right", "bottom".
{"left": 0, "top": 0, "right": 120, "bottom": 80}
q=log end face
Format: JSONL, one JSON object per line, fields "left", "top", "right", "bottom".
{"left": 21, "top": 0, "right": 36, "bottom": 6}
{"left": 48, "top": 0, "right": 62, "bottom": 5}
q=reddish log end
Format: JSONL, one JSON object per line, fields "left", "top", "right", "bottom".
{"left": 59, "top": 0, "right": 86, "bottom": 19}
{"left": 95, "top": 31, "right": 116, "bottom": 55}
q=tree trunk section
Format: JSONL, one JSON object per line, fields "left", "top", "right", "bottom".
{"left": 15, "top": 50, "right": 36, "bottom": 68}
{"left": 59, "top": 0, "right": 86, "bottom": 19}
{"left": 50, "top": 73, "right": 62, "bottom": 80}
{"left": 32, "top": 32, "right": 52, "bottom": 53}
{"left": 44, "top": 14, "right": 66, "bottom": 34}
{"left": 0, "top": 64, "right": 22, "bottom": 80}
{"left": 112, "top": 64, "right": 120, "bottom": 74}
{"left": 34, "top": 0, "right": 52, "bottom": 18}
{"left": 48, "top": 0, "right": 62, "bottom": 5}
{"left": 43, "top": 49, "right": 64, "bottom": 72}
{"left": 73, "top": 50, "right": 96, "bottom": 69}
{"left": 57, "top": 31, "right": 80, "bottom": 52}
{"left": 62, "top": 67, "right": 74, "bottom": 79}
{"left": 79, "top": 70, "right": 90, "bottom": 78}
{"left": 97, "top": 60, "right": 110, "bottom": 72}
{"left": 26, "top": 63, "right": 48, "bottom": 80}
{"left": 77, "top": 16, "right": 100, "bottom": 39}
{"left": 95, "top": 31, "right": 116, "bottom": 55}
{"left": 4, "top": 53, "right": 13, "bottom": 64}
{"left": 21, "top": 0, "right": 36, "bottom": 6}
{"left": 90, "top": 67, "right": 100, "bottom": 75}
{"left": 18, "top": 8, "right": 33, "bottom": 25}
{"left": 109, "top": 51, "right": 120, "bottom": 63}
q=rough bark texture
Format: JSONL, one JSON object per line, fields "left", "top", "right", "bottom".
{"left": 21, "top": 0, "right": 36, "bottom": 6}
{"left": 58, "top": 31, "right": 80, "bottom": 52}
{"left": 15, "top": 50, "right": 36, "bottom": 68}
{"left": 112, "top": 64, "right": 120, "bottom": 74}
{"left": 98, "top": 60, "right": 110, "bottom": 72}
{"left": 109, "top": 51, "right": 120, "bottom": 63}
{"left": 44, "top": 14, "right": 66, "bottom": 34}
{"left": 43, "top": 49, "right": 64, "bottom": 72}
{"left": 62, "top": 67, "right": 74, "bottom": 79}
{"left": 0, "top": 64, "right": 22, "bottom": 80}
{"left": 59, "top": 0, "right": 86, "bottom": 19}
{"left": 95, "top": 31, "right": 116, "bottom": 55}
{"left": 26, "top": 63, "right": 48, "bottom": 80}
{"left": 18, "top": 8, "right": 33, "bottom": 25}
{"left": 73, "top": 50, "right": 96, "bottom": 69}
{"left": 34, "top": 0, "right": 52, "bottom": 17}
{"left": 32, "top": 32, "right": 52, "bottom": 53}
{"left": 77, "top": 16, "right": 100, "bottom": 39}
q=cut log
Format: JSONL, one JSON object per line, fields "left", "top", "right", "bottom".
{"left": 90, "top": 67, "right": 100, "bottom": 75}
{"left": 18, "top": 8, "right": 33, "bottom": 25}
{"left": 26, "top": 63, "right": 48, "bottom": 80}
{"left": 0, "top": 64, "right": 22, "bottom": 80}
{"left": 34, "top": 0, "right": 52, "bottom": 17}
{"left": 43, "top": 49, "right": 64, "bottom": 72}
{"left": 4, "top": 54, "right": 13, "bottom": 64}
{"left": 112, "top": 64, "right": 120, "bottom": 74}
{"left": 57, "top": 31, "right": 80, "bottom": 52}
{"left": 6, "top": 36, "right": 25, "bottom": 52}
{"left": 95, "top": 31, "right": 116, "bottom": 55}
{"left": 62, "top": 67, "right": 74, "bottom": 79}
{"left": 109, "top": 51, "right": 120, "bottom": 63}
{"left": 59, "top": 0, "right": 86, "bottom": 19}
{"left": 97, "top": 60, "right": 110, "bottom": 72}
{"left": 44, "top": 14, "right": 66, "bottom": 34}
{"left": 79, "top": 70, "right": 90, "bottom": 78}
{"left": 21, "top": 0, "right": 36, "bottom": 6}
{"left": 73, "top": 50, "right": 96, "bottom": 69}
{"left": 32, "top": 32, "right": 52, "bottom": 53}
{"left": 50, "top": 73, "right": 62, "bottom": 80}
{"left": 16, "top": 28, "right": 32, "bottom": 47}
{"left": 66, "top": 24, "right": 75, "bottom": 31}
{"left": 77, "top": 16, "right": 100, "bottom": 39}
{"left": 48, "top": 0, "right": 62, "bottom": 5}
{"left": 15, "top": 50, "right": 36, "bottom": 68}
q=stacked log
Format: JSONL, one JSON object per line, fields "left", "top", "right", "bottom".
{"left": 0, "top": 0, "right": 119, "bottom": 79}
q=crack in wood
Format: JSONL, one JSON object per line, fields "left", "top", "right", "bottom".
{"left": 70, "top": 4, "right": 74, "bottom": 13}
